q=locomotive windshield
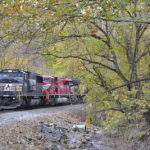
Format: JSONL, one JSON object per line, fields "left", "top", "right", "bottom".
{"left": 0, "top": 72, "right": 24, "bottom": 83}
{"left": 43, "top": 78, "right": 51, "bottom": 82}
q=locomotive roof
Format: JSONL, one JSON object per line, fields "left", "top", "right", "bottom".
{"left": 0, "top": 69, "right": 42, "bottom": 77}
{"left": 59, "top": 77, "right": 72, "bottom": 81}
{"left": 58, "top": 77, "right": 80, "bottom": 85}
{"left": 71, "top": 78, "right": 80, "bottom": 85}
{"left": 42, "top": 75, "right": 54, "bottom": 78}
{"left": 0, "top": 69, "right": 26, "bottom": 73}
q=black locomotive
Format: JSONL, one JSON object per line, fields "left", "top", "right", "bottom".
{"left": 0, "top": 69, "right": 44, "bottom": 109}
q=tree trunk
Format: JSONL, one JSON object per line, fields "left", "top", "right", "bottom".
{"left": 130, "top": 24, "right": 143, "bottom": 98}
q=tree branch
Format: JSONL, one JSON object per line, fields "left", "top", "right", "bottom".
{"left": 54, "top": 34, "right": 109, "bottom": 45}
{"left": 39, "top": 52, "right": 117, "bottom": 72}
{"left": 90, "top": 107, "right": 125, "bottom": 114}
{"left": 105, "top": 78, "right": 150, "bottom": 93}
{"left": 137, "top": 49, "right": 150, "bottom": 62}
{"left": 91, "top": 21, "right": 111, "bottom": 48}
{"left": 75, "top": 14, "right": 150, "bottom": 24}
{"left": 111, "top": 52, "right": 129, "bottom": 84}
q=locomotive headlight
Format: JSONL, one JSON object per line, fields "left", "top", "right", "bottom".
{"left": 15, "top": 84, "right": 22, "bottom": 91}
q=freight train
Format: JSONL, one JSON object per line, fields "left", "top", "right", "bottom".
{"left": 0, "top": 69, "right": 83, "bottom": 110}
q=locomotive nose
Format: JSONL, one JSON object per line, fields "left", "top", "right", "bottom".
{"left": 0, "top": 83, "right": 23, "bottom": 92}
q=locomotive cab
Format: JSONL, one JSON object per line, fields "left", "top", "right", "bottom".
{"left": 0, "top": 70, "right": 24, "bottom": 94}
{"left": 0, "top": 69, "right": 43, "bottom": 108}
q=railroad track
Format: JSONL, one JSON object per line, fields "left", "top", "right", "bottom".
{"left": 0, "top": 110, "right": 15, "bottom": 114}
{"left": 0, "top": 102, "right": 83, "bottom": 113}
{"left": 0, "top": 104, "right": 83, "bottom": 126}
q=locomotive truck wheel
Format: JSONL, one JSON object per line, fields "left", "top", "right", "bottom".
{"left": 77, "top": 95, "right": 84, "bottom": 103}
{"left": 26, "top": 97, "right": 31, "bottom": 106}
{"left": 18, "top": 97, "right": 28, "bottom": 109}
{"left": 21, "top": 97, "right": 31, "bottom": 108}
{"left": 70, "top": 96, "right": 78, "bottom": 104}
{"left": 68, "top": 96, "right": 74, "bottom": 104}
{"left": 40, "top": 96, "right": 45, "bottom": 106}
{"left": 50, "top": 97, "right": 56, "bottom": 106}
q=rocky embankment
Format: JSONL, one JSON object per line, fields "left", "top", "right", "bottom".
{"left": 0, "top": 105, "right": 115, "bottom": 150}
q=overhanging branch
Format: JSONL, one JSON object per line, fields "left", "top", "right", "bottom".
{"left": 105, "top": 78, "right": 150, "bottom": 93}
{"left": 53, "top": 34, "right": 109, "bottom": 45}
{"left": 39, "top": 52, "right": 117, "bottom": 72}
{"left": 75, "top": 14, "right": 150, "bottom": 24}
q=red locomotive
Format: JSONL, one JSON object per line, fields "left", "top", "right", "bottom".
{"left": 0, "top": 69, "right": 83, "bottom": 110}
{"left": 42, "top": 76, "right": 81, "bottom": 105}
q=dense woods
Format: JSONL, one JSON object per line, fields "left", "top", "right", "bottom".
{"left": 0, "top": 0, "right": 149, "bottom": 127}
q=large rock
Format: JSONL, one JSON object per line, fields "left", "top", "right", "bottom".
{"left": 39, "top": 120, "right": 115, "bottom": 150}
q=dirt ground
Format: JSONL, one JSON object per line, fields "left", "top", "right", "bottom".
{"left": 0, "top": 104, "right": 149, "bottom": 150}
{"left": 0, "top": 104, "right": 115, "bottom": 150}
